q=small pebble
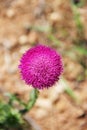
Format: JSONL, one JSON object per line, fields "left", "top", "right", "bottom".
{"left": 36, "top": 98, "right": 52, "bottom": 110}
{"left": 19, "top": 46, "right": 30, "bottom": 54}
{"left": 49, "top": 12, "right": 62, "bottom": 23}
{"left": 6, "top": 9, "right": 15, "bottom": 18}
{"left": 2, "top": 38, "right": 17, "bottom": 49}
{"left": 49, "top": 80, "right": 66, "bottom": 103}
{"left": 18, "top": 35, "right": 28, "bottom": 45}
{"left": 65, "top": 61, "right": 84, "bottom": 80}
{"left": 34, "top": 108, "right": 48, "bottom": 119}
{"left": 28, "top": 31, "right": 38, "bottom": 44}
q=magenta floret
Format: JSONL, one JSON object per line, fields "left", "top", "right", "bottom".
{"left": 19, "top": 45, "right": 63, "bottom": 89}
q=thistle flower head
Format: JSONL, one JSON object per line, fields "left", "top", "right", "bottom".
{"left": 19, "top": 44, "right": 63, "bottom": 89}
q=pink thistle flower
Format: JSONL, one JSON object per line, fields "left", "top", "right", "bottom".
{"left": 19, "top": 44, "right": 63, "bottom": 89}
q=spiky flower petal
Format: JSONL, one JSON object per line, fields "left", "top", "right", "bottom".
{"left": 19, "top": 45, "right": 63, "bottom": 89}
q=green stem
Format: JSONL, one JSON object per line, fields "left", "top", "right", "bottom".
{"left": 20, "top": 88, "right": 39, "bottom": 114}
{"left": 71, "top": 0, "right": 84, "bottom": 41}
{"left": 64, "top": 86, "right": 77, "bottom": 101}
{"left": 27, "top": 88, "right": 39, "bottom": 110}
{"left": 62, "top": 78, "right": 80, "bottom": 103}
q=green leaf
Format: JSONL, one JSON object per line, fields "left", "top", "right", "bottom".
{"left": 61, "top": 78, "right": 80, "bottom": 104}
{"left": 48, "top": 34, "right": 61, "bottom": 46}
{"left": 74, "top": 46, "right": 87, "bottom": 55}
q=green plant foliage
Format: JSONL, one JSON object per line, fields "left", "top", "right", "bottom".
{"left": 0, "top": 89, "right": 39, "bottom": 129}
{"left": 71, "top": 1, "right": 85, "bottom": 44}
{"left": 0, "top": 101, "right": 23, "bottom": 129}
{"left": 48, "top": 34, "right": 61, "bottom": 46}
{"left": 61, "top": 78, "right": 80, "bottom": 103}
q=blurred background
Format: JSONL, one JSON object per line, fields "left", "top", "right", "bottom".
{"left": 0, "top": 0, "right": 87, "bottom": 130}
